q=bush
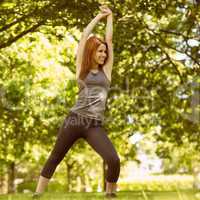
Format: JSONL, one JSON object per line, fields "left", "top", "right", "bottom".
{"left": 17, "top": 181, "right": 66, "bottom": 193}
{"left": 17, "top": 174, "right": 194, "bottom": 193}
{"left": 118, "top": 174, "right": 194, "bottom": 191}
{"left": 17, "top": 181, "right": 36, "bottom": 193}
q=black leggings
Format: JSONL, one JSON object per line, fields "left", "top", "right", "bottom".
{"left": 40, "top": 111, "right": 120, "bottom": 183}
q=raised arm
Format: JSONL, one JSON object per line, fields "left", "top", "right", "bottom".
{"left": 105, "top": 11, "right": 113, "bottom": 42}
{"left": 75, "top": 12, "right": 109, "bottom": 80}
{"left": 100, "top": 6, "right": 113, "bottom": 82}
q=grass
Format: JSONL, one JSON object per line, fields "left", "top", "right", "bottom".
{"left": 0, "top": 190, "right": 200, "bottom": 200}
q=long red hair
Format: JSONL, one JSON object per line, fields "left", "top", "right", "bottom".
{"left": 78, "top": 35, "right": 108, "bottom": 80}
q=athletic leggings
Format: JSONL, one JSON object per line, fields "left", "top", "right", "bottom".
{"left": 40, "top": 111, "right": 120, "bottom": 183}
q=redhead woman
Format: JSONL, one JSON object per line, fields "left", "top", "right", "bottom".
{"left": 33, "top": 5, "right": 120, "bottom": 199}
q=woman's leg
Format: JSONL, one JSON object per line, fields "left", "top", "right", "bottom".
{"left": 35, "top": 113, "right": 83, "bottom": 193}
{"left": 83, "top": 126, "right": 120, "bottom": 194}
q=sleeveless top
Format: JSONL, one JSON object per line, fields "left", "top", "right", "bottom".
{"left": 70, "top": 69, "right": 111, "bottom": 122}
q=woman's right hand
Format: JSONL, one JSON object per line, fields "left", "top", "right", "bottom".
{"left": 97, "top": 5, "right": 112, "bottom": 19}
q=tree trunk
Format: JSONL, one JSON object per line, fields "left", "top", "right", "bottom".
{"left": 7, "top": 162, "right": 15, "bottom": 193}
{"left": 65, "top": 161, "right": 75, "bottom": 192}
{"left": 0, "top": 171, "right": 7, "bottom": 194}
{"left": 65, "top": 160, "right": 76, "bottom": 192}
{"left": 66, "top": 163, "right": 70, "bottom": 192}
{"left": 103, "top": 160, "right": 107, "bottom": 192}
{"left": 80, "top": 175, "right": 86, "bottom": 192}
{"left": 193, "top": 165, "right": 200, "bottom": 189}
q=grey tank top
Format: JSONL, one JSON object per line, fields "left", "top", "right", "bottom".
{"left": 70, "top": 69, "right": 111, "bottom": 122}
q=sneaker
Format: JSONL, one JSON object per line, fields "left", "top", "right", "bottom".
{"left": 105, "top": 193, "right": 117, "bottom": 198}
{"left": 32, "top": 192, "right": 43, "bottom": 199}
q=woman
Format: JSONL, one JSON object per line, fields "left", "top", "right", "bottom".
{"left": 33, "top": 5, "right": 120, "bottom": 199}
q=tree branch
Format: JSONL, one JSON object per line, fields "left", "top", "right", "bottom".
{"left": 145, "top": 26, "right": 200, "bottom": 67}
{"left": 0, "top": 1, "right": 56, "bottom": 33}
{"left": 159, "top": 46, "right": 184, "bottom": 84}
{"left": 0, "top": 21, "right": 45, "bottom": 49}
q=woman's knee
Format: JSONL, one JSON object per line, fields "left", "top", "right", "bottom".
{"left": 48, "top": 153, "right": 63, "bottom": 166}
{"left": 107, "top": 154, "right": 120, "bottom": 167}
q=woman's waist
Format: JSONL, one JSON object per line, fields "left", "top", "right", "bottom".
{"left": 68, "top": 111, "right": 103, "bottom": 127}
{"left": 69, "top": 110, "right": 104, "bottom": 121}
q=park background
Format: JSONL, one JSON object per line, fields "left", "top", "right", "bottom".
{"left": 0, "top": 0, "right": 199, "bottom": 199}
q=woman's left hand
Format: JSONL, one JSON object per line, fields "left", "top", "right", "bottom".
{"left": 99, "top": 5, "right": 112, "bottom": 16}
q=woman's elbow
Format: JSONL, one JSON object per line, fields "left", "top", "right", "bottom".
{"left": 105, "top": 38, "right": 113, "bottom": 44}
{"left": 82, "top": 29, "right": 90, "bottom": 38}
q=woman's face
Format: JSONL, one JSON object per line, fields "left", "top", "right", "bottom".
{"left": 93, "top": 43, "right": 107, "bottom": 65}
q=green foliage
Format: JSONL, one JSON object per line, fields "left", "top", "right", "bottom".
{"left": 119, "top": 175, "right": 193, "bottom": 192}
{"left": 0, "top": 0, "right": 200, "bottom": 194}
{"left": 17, "top": 181, "right": 36, "bottom": 193}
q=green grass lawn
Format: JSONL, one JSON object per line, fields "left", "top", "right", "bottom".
{"left": 0, "top": 190, "right": 200, "bottom": 200}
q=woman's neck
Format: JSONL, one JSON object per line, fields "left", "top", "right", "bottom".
{"left": 90, "top": 64, "right": 99, "bottom": 71}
